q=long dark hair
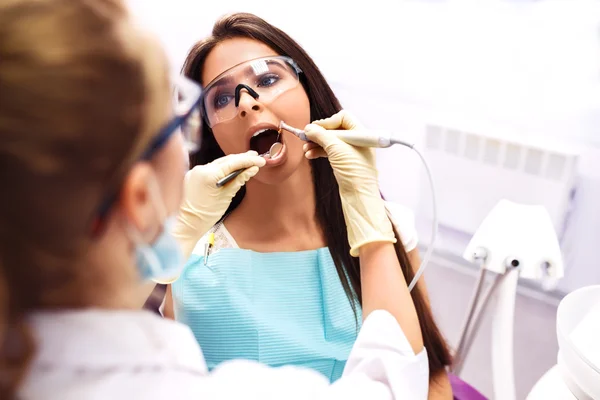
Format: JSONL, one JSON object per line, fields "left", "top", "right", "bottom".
{"left": 183, "top": 12, "right": 452, "bottom": 377}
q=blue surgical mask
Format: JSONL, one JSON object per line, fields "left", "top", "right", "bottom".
{"left": 135, "top": 215, "right": 184, "bottom": 282}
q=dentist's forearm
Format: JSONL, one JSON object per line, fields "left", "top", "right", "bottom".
{"left": 359, "top": 242, "right": 424, "bottom": 354}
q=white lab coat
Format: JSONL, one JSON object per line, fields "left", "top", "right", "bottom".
{"left": 19, "top": 309, "right": 429, "bottom": 399}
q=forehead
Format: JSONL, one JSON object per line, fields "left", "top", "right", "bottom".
{"left": 202, "top": 38, "right": 279, "bottom": 86}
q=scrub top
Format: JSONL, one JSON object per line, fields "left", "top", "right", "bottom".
{"left": 20, "top": 308, "right": 429, "bottom": 399}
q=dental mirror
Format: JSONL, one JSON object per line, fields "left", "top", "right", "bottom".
{"left": 216, "top": 139, "right": 283, "bottom": 188}
{"left": 268, "top": 142, "right": 283, "bottom": 158}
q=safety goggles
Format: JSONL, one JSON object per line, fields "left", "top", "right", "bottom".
{"left": 142, "top": 75, "right": 203, "bottom": 160}
{"left": 201, "top": 56, "right": 303, "bottom": 128}
{"left": 91, "top": 75, "right": 202, "bottom": 235}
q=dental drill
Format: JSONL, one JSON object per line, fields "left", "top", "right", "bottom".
{"left": 216, "top": 121, "right": 438, "bottom": 293}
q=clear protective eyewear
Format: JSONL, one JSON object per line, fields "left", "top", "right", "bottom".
{"left": 202, "top": 56, "right": 303, "bottom": 128}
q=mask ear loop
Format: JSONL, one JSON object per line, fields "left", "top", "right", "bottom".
{"left": 123, "top": 173, "right": 172, "bottom": 280}
{"left": 124, "top": 174, "right": 169, "bottom": 245}
{"left": 234, "top": 84, "right": 260, "bottom": 107}
{"left": 146, "top": 174, "right": 170, "bottom": 235}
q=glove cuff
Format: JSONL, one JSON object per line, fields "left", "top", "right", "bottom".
{"left": 171, "top": 210, "right": 213, "bottom": 260}
{"left": 340, "top": 194, "right": 397, "bottom": 257}
{"left": 349, "top": 236, "right": 398, "bottom": 258}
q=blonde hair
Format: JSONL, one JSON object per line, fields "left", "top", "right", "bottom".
{"left": 0, "top": 0, "right": 169, "bottom": 396}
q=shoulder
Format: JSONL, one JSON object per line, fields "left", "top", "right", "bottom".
{"left": 384, "top": 201, "right": 419, "bottom": 252}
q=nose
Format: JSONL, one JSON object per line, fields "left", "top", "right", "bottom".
{"left": 235, "top": 84, "right": 261, "bottom": 118}
{"left": 238, "top": 92, "right": 262, "bottom": 117}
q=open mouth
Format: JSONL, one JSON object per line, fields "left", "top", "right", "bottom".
{"left": 250, "top": 129, "right": 280, "bottom": 155}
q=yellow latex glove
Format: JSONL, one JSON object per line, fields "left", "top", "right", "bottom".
{"left": 172, "top": 151, "right": 266, "bottom": 260}
{"left": 304, "top": 110, "right": 396, "bottom": 257}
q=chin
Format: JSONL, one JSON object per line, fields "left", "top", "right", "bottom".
{"left": 252, "top": 154, "right": 308, "bottom": 186}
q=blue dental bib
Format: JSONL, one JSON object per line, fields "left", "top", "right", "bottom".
{"left": 172, "top": 247, "right": 361, "bottom": 382}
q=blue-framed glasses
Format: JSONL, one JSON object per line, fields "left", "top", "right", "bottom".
{"left": 90, "top": 75, "right": 203, "bottom": 235}
{"left": 142, "top": 75, "right": 203, "bottom": 160}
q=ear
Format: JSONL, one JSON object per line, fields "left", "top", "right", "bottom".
{"left": 119, "top": 162, "right": 158, "bottom": 235}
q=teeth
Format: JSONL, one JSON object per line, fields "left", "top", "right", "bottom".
{"left": 253, "top": 128, "right": 268, "bottom": 137}
{"left": 252, "top": 127, "right": 279, "bottom": 137}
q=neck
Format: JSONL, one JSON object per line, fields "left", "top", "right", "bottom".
{"left": 35, "top": 272, "right": 144, "bottom": 311}
{"left": 234, "top": 160, "right": 319, "bottom": 238}
{"left": 31, "top": 226, "right": 155, "bottom": 311}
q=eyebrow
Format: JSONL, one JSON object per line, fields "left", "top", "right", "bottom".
{"left": 209, "top": 75, "right": 234, "bottom": 89}
{"left": 207, "top": 60, "right": 287, "bottom": 90}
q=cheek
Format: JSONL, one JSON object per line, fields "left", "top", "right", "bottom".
{"left": 284, "top": 133, "right": 310, "bottom": 174}
{"left": 270, "top": 87, "right": 311, "bottom": 127}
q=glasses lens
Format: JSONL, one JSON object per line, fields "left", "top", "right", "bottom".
{"left": 174, "top": 76, "right": 203, "bottom": 154}
{"left": 203, "top": 57, "right": 300, "bottom": 127}
{"left": 181, "top": 107, "right": 202, "bottom": 153}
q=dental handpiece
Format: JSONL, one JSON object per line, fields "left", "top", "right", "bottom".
{"left": 215, "top": 121, "right": 405, "bottom": 187}
{"left": 279, "top": 121, "right": 399, "bottom": 148}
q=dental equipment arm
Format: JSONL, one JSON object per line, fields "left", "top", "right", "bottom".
{"left": 296, "top": 113, "right": 437, "bottom": 293}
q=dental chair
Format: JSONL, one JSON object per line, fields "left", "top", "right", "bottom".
{"left": 527, "top": 285, "right": 600, "bottom": 399}
{"left": 449, "top": 375, "right": 487, "bottom": 400}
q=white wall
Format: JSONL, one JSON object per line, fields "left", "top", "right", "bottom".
{"left": 128, "top": 0, "right": 600, "bottom": 292}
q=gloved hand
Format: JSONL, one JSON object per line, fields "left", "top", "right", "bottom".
{"left": 172, "top": 151, "right": 266, "bottom": 260}
{"left": 303, "top": 110, "right": 396, "bottom": 257}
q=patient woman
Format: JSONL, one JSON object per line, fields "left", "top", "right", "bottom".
{"left": 161, "top": 12, "right": 452, "bottom": 399}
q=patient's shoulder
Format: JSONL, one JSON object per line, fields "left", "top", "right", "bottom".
{"left": 384, "top": 201, "right": 418, "bottom": 252}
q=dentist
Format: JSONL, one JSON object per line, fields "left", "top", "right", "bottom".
{"left": 0, "top": 0, "right": 428, "bottom": 399}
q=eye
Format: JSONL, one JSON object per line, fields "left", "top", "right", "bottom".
{"left": 213, "top": 93, "right": 233, "bottom": 109}
{"left": 258, "top": 74, "right": 280, "bottom": 87}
